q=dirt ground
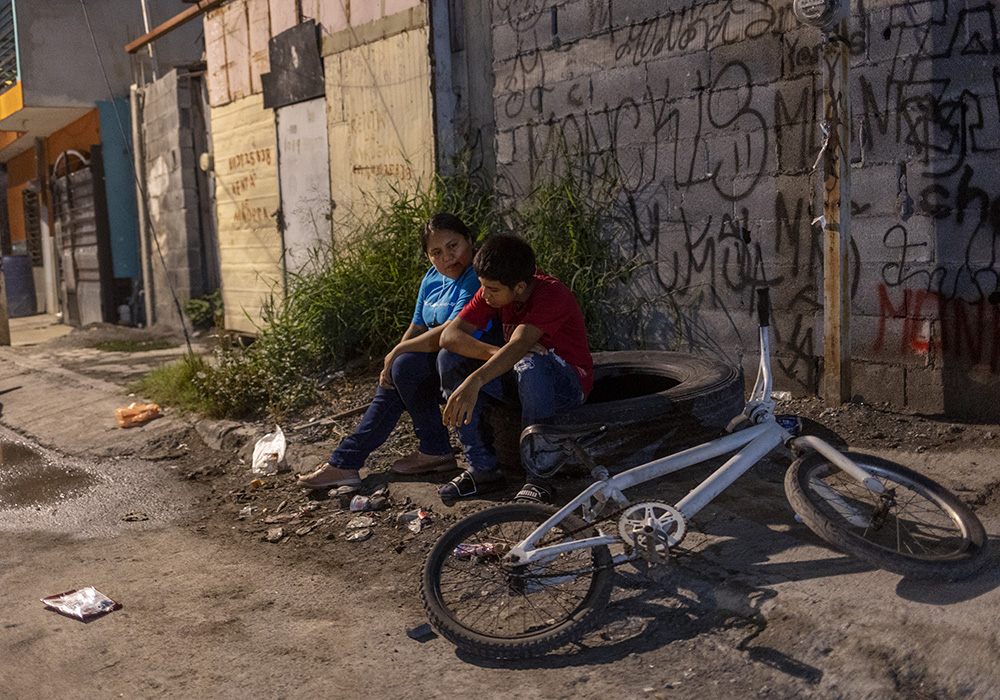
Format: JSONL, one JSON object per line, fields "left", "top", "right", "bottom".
{"left": 2, "top": 324, "right": 999, "bottom": 699}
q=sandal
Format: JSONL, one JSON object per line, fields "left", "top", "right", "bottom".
{"left": 438, "top": 469, "right": 503, "bottom": 504}
{"left": 515, "top": 482, "right": 555, "bottom": 505}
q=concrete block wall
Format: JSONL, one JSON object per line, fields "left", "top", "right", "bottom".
{"left": 143, "top": 69, "right": 208, "bottom": 328}
{"left": 489, "top": 0, "right": 1000, "bottom": 418}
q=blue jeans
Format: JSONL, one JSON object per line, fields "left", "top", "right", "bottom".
{"left": 327, "top": 351, "right": 452, "bottom": 469}
{"left": 438, "top": 348, "right": 585, "bottom": 477}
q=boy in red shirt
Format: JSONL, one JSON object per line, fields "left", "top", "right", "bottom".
{"left": 438, "top": 234, "right": 593, "bottom": 504}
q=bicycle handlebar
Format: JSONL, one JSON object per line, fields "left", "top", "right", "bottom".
{"left": 756, "top": 287, "right": 770, "bottom": 328}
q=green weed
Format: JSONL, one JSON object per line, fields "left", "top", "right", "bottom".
{"left": 129, "top": 354, "right": 212, "bottom": 414}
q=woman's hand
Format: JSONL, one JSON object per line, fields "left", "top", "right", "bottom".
{"left": 379, "top": 350, "right": 399, "bottom": 389}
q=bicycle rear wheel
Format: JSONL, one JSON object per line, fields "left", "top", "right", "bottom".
{"left": 785, "top": 451, "right": 987, "bottom": 579}
{"left": 421, "top": 503, "right": 614, "bottom": 659}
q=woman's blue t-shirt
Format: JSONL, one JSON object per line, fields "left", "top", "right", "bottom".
{"left": 412, "top": 265, "right": 480, "bottom": 328}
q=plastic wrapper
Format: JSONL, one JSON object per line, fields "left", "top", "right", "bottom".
{"left": 115, "top": 402, "right": 161, "bottom": 428}
{"left": 251, "top": 426, "right": 286, "bottom": 475}
{"left": 41, "top": 587, "right": 120, "bottom": 620}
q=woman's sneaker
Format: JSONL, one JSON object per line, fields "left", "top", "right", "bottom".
{"left": 438, "top": 469, "right": 503, "bottom": 504}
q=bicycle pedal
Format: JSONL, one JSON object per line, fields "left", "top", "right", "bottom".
{"left": 775, "top": 414, "right": 802, "bottom": 436}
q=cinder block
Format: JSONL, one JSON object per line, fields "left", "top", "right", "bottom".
{"left": 905, "top": 365, "right": 945, "bottom": 414}
{"left": 610, "top": 0, "right": 661, "bottom": 30}
{"left": 492, "top": 21, "right": 522, "bottom": 62}
{"left": 554, "top": 0, "right": 610, "bottom": 44}
{"left": 645, "top": 52, "right": 711, "bottom": 101}
{"left": 709, "top": 34, "right": 782, "bottom": 87}
{"left": 851, "top": 163, "right": 902, "bottom": 219}
{"left": 590, "top": 65, "right": 648, "bottom": 111}
{"left": 782, "top": 25, "right": 823, "bottom": 81}
{"left": 850, "top": 361, "right": 905, "bottom": 406}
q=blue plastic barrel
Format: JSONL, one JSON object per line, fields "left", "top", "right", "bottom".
{"left": 3, "top": 255, "right": 38, "bottom": 318}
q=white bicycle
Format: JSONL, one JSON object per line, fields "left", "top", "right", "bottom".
{"left": 420, "top": 288, "right": 988, "bottom": 659}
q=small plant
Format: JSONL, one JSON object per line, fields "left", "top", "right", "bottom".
{"left": 129, "top": 354, "right": 213, "bottom": 414}
{"left": 510, "top": 160, "right": 655, "bottom": 351}
{"left": 184, "top": 289, "right": 223, "bottom": 328}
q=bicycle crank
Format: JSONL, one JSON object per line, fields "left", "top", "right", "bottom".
{"left": 618, "top": 502, "right": 687, "bottom": 563}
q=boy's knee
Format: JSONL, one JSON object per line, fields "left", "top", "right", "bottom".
{"left": 513, "top": 354, "right": 537, "bottom": 375}
{"left": 437, "top": 349, "right": 471, "bottom": 391}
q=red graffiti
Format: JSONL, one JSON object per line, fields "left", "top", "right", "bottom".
{"left": 875, "top": 284, "right": 1000, "bottom": 372}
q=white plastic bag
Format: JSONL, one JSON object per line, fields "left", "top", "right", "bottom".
{"left": 251, "top": 426, "right": 286, "bottom": 475}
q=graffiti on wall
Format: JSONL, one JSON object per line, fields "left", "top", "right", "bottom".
{"left": 493, "top": 0, "right": 1000, "bottom": 392}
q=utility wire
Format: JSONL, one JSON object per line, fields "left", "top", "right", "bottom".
{"left": 78, "top": 0, "right": 194, "bottom": 355}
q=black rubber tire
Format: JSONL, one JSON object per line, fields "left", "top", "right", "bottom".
{"left": 420, "top": 503, "right": 614, "bottom": 659}
{"left": 785, "top": 451, "right": 988, "bottom": 580}
{"left": 556, "top": 351, "right": 744, "bottom": 471}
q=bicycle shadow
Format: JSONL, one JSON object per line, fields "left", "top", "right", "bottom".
{"left": 455, "top": 562, "right": 823, "bottom": 685}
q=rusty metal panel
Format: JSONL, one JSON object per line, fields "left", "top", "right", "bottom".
{"left": 248, "top": 0, "right": 271, "bottom": 95}
{"left": 222, "top": 0, "right": 252, "bottom": 101}
{"left": 205, "top": 9, "right": 230, "bottom": 107}
{"left": 211, "top": 94, "right": 282, "bottom": 334}
{"left": 277, "top": 97, "right": 331, "bottom": 275}
{"left": 325, "top": 27, "right": 434, "bottom": 221}
{"left": 269, "top": 0, "right": 297, "bottom": 35}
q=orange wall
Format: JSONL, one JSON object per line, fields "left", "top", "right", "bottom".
{"left": 6, "top": 147, "right": 35, "bottom": 189}
{"left": 6, "top": 182, "right": 27, "bottom": 244}
{"left": 5, "top": 109, "right": 101, "bottom": 247}
{"left": 45, "top": 109, "right": 100, "bottom": 175}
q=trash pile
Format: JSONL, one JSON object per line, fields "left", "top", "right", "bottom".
{"left": 232, "top": 428, "right": 444, "bottom": 547}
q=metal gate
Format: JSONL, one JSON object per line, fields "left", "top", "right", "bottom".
{"left": 51, "top": 150, "right": 104, "bottom": 326}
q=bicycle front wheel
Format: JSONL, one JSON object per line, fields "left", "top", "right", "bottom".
{"left": 421, "top": 503, "right": 614, "bottom": 659}
{"left": 785, "top": 451, "right": 987, "bottom": 579}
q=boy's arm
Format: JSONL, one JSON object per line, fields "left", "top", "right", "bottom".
{"left": 442, "top": 323, "right": 544, "bottom": 427}
{"left": 440, "top": 317, "right": 501, "bottom": 361}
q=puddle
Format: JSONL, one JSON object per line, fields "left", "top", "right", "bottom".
{"left": 0, "top": 440, "right": 97, "bottom": 508}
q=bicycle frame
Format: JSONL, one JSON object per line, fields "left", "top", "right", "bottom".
{"left": 505, "top": 288, "right": 884, "bottom": 568}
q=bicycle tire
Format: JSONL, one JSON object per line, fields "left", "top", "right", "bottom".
{"left": 785, "top": 451, "right": 988, "bottom": 580}
{"left": 421, "top": 503, "right": 614, "bottom": 659}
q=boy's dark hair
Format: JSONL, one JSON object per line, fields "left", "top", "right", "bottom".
{"left": 473, "top": 234, "right": 536, "bottom": 288}
{"left": 421, "top": 213, "right": 474, "bottom": 252}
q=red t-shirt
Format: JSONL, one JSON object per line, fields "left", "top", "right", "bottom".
{"left": 459, "top": 273, "right": 594, "bottom": 396}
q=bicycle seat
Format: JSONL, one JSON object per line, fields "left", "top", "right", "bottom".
{"left": 519, "top": 423, "right": 607, "bottom": 478}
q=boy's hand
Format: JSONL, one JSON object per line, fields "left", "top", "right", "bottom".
{"left": 443, "top": 376, "right": 483, "bottom": 427}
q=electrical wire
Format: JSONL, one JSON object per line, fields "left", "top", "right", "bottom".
{"left": 78, "top": 0, "right": 194, "bottom": 355}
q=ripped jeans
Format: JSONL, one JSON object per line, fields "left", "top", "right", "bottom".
{"left": 437, "top": 348, "right": 585, "bottom": 476}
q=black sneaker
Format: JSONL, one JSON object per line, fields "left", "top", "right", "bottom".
{"left": 515, "top": 482, "right": 555, "bottom": 505}
{"left": 438, "top": 469, "right": 503, "bottom": 504}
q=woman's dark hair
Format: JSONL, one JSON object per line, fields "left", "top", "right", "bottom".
{"left": 473, "top": 234, "right": 536, "bottom": 288}
{"left": 421, "top": 213, "right": 474, "bottom": 252}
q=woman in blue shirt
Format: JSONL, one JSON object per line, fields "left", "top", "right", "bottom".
{"left": 297, "top": 213, "right": 480, "bottom": 489}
